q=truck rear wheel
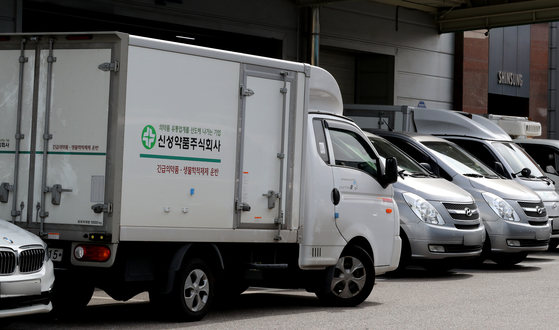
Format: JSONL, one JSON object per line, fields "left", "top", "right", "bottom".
{"left": 316, "top": 245, "right": 375, "bottom": 307}
{"left": 169, "top": 258, "right": 215, "bottom": 322}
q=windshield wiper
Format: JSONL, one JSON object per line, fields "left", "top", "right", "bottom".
{"left": 463, "top": 173, "right": 485, "bottom": 178}
{"left": 409, "top": 172, "right": 430, "bottom": 178}
{"left": 538, "top": 175, "right": 555, "bottom": 186}
{"left": 483, "top": 174, "right": 500, "bottom": 179}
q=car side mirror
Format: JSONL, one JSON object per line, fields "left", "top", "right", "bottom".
{"left": 381, "top": 157, "right": 398, "bottom": 188}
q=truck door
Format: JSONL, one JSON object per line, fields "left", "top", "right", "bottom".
{"left": 0, "top": 42, "right": 36, "bottom": 224}
{"left": 0, "top": 37, "right": 112, "bottom": 235}
{"left": 236, "top": 65, "right": 296, "bottom": 232}
{"left": 324, "top": 120, "right": 396, "bottom": 266}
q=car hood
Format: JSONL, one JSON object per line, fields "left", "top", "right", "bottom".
{"left": 394, "top": 177, "right": 473, "bottom": 203}
{"left": 468, "top": 177, "right": 540, "bottom": 201}
{"left": 0, "top": 220, "right": 45, "bottom": 248}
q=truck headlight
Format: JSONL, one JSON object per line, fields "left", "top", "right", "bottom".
{"left": 482, "top": 192, "right": 520, "bottom": 221}
{"left": 403, "top": 192, "right": 445, "bottom": 225}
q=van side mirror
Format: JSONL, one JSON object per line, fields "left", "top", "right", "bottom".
{"left": 494, "top": 161, "right": 506, "bottom": 177}
{"left": 381, "top": 157, "right": 398, "bottom": 188}
{"left": 419, "top": 162, "right": 431, "bottom": 172}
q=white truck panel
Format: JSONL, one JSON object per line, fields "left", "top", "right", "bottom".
{"left": 120, "top": 45, "right": 239, "bottom": 229}
{"left": 33, "top": 48, "right": 110, "bottom": 226}
{"left": 0, "top": 50, "right": 35, "bottom": 223}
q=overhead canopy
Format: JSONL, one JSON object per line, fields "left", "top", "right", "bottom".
{"left": 296, "top": 0, "right": 559, "bottom": 33}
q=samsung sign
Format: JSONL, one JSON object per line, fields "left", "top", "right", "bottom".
{"left": 497, "top": 71, "right": 523, "bottom": 87}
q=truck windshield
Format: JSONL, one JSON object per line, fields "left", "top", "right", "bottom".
{"left": 422, "top": 141, "right": 496, "bottom": 177}
{"left": 368, "top": 136, "right": 431, "bottom": 177}
{"left": 491, "top": 142, "right": 544, "bottom": 177}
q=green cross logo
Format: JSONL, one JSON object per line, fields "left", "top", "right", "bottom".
{"left": 141, "top": 125, "right": 156, "bottom": 149}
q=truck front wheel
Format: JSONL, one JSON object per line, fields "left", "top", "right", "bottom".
{"left": 169, "top": 258, "right": 215, "bottom": 322}
{"left": 315, "top": 245, "right": 375, "bottom": 307}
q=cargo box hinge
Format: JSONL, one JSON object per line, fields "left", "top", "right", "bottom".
{"left": 240, "top": 85, "right": 254, "bottom": 98}
{"left": 98, "top": 61, "right": 120, "bottom": 72}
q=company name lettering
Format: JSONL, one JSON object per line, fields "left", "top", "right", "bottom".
{"left": 498, "top": 71, "right": 523, "bottom": 87}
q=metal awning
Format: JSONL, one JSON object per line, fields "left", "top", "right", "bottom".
{"left": 296, "top": 0, "right": 559, "bottom": 33}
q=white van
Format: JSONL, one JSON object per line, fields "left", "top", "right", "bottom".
{"left": 365, "top": 132, "right": 485, "bottom": 272}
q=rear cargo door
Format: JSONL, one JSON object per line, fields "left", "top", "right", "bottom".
{"left": 0, "top": 36, "right": 112, "bottom": 232}
{"left": 33, "top": 45, "right": 111, "bottom": 228}
{"left": 0, "top": 42, "right": 36, "bottom": 224}
{"left": 237, "top": 65, "right": 296, "bottom": 230}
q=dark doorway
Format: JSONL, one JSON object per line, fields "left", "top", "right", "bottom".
{"left": 488, "top": 93, "right": 529, "bottom": 117}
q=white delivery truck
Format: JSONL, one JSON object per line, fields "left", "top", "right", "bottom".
{"left": 0, "top": 32, "right": 400, "bottom": 321}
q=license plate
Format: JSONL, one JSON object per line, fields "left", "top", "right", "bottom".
{"left": 48, "top": 248, "right": 63, "bottom": 262}
{"left": 0, "top": 279, "right": 41, "bottom": 297}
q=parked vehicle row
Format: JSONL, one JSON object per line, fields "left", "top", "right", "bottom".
{"left": 345, "top": 105, "right": 555, "bottom": 270}
{"left": 0, "top": 32, "right": 555, "bottom": 324}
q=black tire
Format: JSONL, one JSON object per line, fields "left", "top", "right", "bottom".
{"left": 51, "top": 277, "right": 94, "bottom": 316}
{"left": 548, "top": 238, "right": 559, "bottom": 251}
{"left": 168, "top": 258, "right": 215, "bottom": 322}
{"left": 490, "top": 252, "right": 528, "bottom": 266}
{"left": 387, "top": 229, "right": 410, "bottom": 275}
{"left": 315, "top": 245, "right": 375, "bottom": 307}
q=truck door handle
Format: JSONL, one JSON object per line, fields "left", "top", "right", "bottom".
{"left": 331, "top": 188, "right": 340, "bottom": 205}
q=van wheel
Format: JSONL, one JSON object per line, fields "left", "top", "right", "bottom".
{"left": 316, "top": 245, "right": 375, "bottom": 307}
{"left": 51, "top": 276, "right": 94, "bottom": 316}
{"left": 490, "top": 252, "right": 528, "bottom": 266}
{"left": 169, "top": 258, "right": 214, "bottom": 322}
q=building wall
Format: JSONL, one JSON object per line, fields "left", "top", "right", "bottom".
{"left": 457, "top": 30, "right": 489, "bottom": 114}
{"left": 457, "top": 24, "right": 549, "bottom": 138}
{"left": 320, "top": 1, "right": 454, "bottom": 109}
{"left": 9, "top": 0, "right": 455, "bottom": 110}
{"left": 530, "top": 23, "right": 549, "bottom": 138}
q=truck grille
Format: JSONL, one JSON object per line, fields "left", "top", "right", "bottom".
{"left": 0, "top": 251, "right": 16, "bottom": 275}
{"left": 518, "top": 201, "right": 547, "bottom": 218}
{"left": 19, "top": 249, "right": 46, "bottom": 273}
{"left": 443, "top": 203, "right": 480, "bottom": 221}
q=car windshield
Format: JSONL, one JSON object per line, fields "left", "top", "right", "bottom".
{"left": 422, "top": 141, "right": 497, "bottom": 176}
{"left": 491, "top": 142, "right": 544, "bottom": 176}
{"left": 368, "top": 135, "right": 432, "bottom": 177}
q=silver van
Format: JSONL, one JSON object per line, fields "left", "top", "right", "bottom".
{"left": 410, "top": 109, "right": 559, "bottom": 250}
{"left": 374, "top": 130, "right": 551, "bottom": 265}
{"left": 365, "top": 132, "right": 485, "bottom": 272}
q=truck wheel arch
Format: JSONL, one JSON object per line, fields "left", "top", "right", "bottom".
{"left": 164, "top": 243, "right": 224, "bottom": 294}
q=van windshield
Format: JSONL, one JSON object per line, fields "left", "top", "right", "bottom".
{"left": 491, "top": 142, "right": 544, "bottom": 176}
{"left": 368, "top": 136, "right": 432, "bottom": 177}
{"left": 422, "top": 141, "right": 497, "bottom": 177}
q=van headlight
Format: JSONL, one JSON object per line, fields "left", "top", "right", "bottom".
{"left": 403, "top": 192, "right": 445, "bottom": 225}
{"left": 482, "top": 192, "right": 520, "bottom": 221}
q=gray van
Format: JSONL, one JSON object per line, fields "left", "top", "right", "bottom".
{"left": 374, "top": 130, "right": 551, "bottom": 265}
{"left": 365, "top": 132, "right": 485, "bottom": 272}
{"left": 409, "top": 109, "right": 559, "bottom": 250}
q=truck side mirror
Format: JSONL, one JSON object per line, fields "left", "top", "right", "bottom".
{"left": 381, "top": 157, "right": 398, "bottom": 188}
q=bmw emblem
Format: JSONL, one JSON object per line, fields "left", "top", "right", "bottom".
{"left": 3, "top": 237, "right": 13, "bottom": 244}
